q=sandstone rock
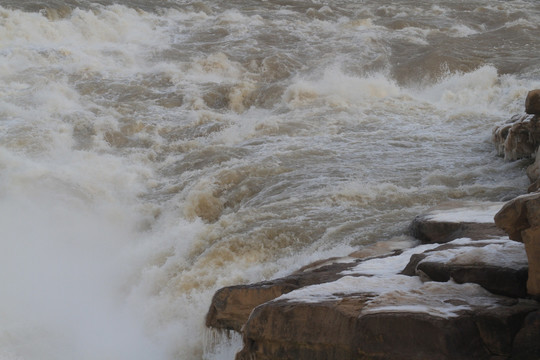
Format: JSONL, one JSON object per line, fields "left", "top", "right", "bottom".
{"left": 206, "top": 282, "right": 299, "bottom": 332}
{"left": 402, "top": 240, "right": 529, "bottom": 298}
{"left": 494, "top": 193, "right": 540, "bottom": 242}
{"left": 525, "top": 89, "right": 540, "bottom": 115}
{"left": 494, "top": 193, "right": 540, "bottom": 297}
{"left": 206, "top": 259, "right": 362, "bottom": 332}
{"left": 526, "top": 148, "right": 540, "bottom": 185}
{"left": 235, "top": 279, "right": 539, "bottom": 360}
{"left": 206, "top": 240, "right": 415, "bottom": 332}
{"left": 474, "top": 301, "right": 537, "bottom": 357}
{"left": 417, "top": 262, "right": 527, "bottom": 298}
{"left": 207, "top": 200, "right": 540, "bottom": 360}
{"left": 409, "top": 201, "right": 506, "bottom": 243}
{"left": 237, "top": 299, "right": 490, "bottom": 360}
{"left": 523, "top": 226, "right": 540, "bottom": 297}
{"left": 527, "top": 180, "right": 540, "bottom": 193}
{"left": 511, "top": 310, "right": 540, "bottom": 360}
{"left": 492, "top": 114, "right": 540, "bottom": 160}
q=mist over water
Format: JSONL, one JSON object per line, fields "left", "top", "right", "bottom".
{"left": 1, "top": 0, "right": 539, "bottom": 358}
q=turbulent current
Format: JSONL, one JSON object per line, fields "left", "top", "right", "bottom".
{"left": 0, "top": 0, "right": 539, "bottom": 359}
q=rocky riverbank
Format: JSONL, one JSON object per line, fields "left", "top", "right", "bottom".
{"left": 205, "top": 91, "right": 540, "bottom": 360}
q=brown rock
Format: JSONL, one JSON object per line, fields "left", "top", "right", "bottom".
{"left": 492, "top": 122, "right": 513, "bottom": 156}
{"left": 474, "top": 301, "right": 538, "bottom": 356}
{"left": 402, "top": 241, "right": 529, "bottom": 298}
{"left": 505, "top": 121, "right": 538, "bottom": 160}
{"left": 523, "top": 226, "right": 540, "bottom": 297}
{"left": 206, "top": 241, "right": 415, "bottom": 332}
{"left": 492, "top": 114, "right": 540, "bottom": 160}
{"left": 494, "top": 193, "right": 540, "bottom": 297}
{"left": 205, "top": 259, "right": 361, "bottom": 332}
{"left": 526, "top": 148, "right": 540, "bottom": 186}
{"left": 206, "top": 282, "right": 299, "bottom": 332}
{"left": 409, "top": 201, "right": 506, "bottom": 244}
{"left": 206, "top": 199, "right": 540, "bottom": 359}
{"left": 493, "top": 193, "right": 540, "bottom": 242}
{"left": 527, "top": 179, "right": 540, "bottom": 193}
{"left": 235, "top": 295, "right": 539, "bottom": 360}
{"left": 525, "top": 89, "right": 540, "bottom": 115}
{"left": 417, "top": 262, "right": 528, "bottom": 298}
{"left": 511, "top": 310, "right": 540, "bottom": 360}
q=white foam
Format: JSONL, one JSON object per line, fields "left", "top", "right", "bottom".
{"left": 0, "top": 183, "right": 164, "bottom": 360}
{"left": 448, "top": 24, "right": 479, "bottom": 37}
{"left": 283, "top": 66, "right": 401, "bottom": 109}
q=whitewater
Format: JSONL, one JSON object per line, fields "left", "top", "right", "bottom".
{"left": 0, "top": 0, "right": 539, "bottom": 359}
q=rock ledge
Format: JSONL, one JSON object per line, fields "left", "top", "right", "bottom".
{"left": 206, "top": 201, "right": 540, "bottom": 360}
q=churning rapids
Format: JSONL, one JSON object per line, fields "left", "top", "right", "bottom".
{"left": 1, "top": 0, "right": 540, "bottom": 359}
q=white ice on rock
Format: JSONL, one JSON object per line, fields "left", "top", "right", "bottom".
{"left": 420, "top": 237, "right": 527, "bottom": 269}
{"left": 277, "top": 273, "right": 505, "bottom": 318}
{"left": 278, "top": 235, "right": 524, "bottom": 318}
{"left": 425, "top": 202, "right": 505, "bottom": 223}
{"left": 341, "top": 243, "right": 441, "bottom": 276}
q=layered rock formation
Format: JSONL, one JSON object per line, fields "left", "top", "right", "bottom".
{"left": 491, "top": 90, "right": 540, "bottom": 298}
{"left": 409, "top": 201, "right": 506, "bottom": 243}
{"left": 206, "top": 202, "right": 540, "bottom": 359}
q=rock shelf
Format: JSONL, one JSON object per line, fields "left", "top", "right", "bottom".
{"left": 206, "top": 202, "right": 540, "bottom": 359}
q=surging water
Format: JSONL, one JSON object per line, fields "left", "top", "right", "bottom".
{"left": 0, "top": 0, "right": 539, "bottom": 359}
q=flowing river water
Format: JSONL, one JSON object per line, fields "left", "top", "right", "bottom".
{"left": 1, "top": 0, "right": 539, "bottom": 359}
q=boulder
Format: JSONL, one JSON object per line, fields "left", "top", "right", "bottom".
{"left": 474, "top": 302, "right": 537, "bottom": 357}
{"left": 409, "top": 201, "right": 506, "bottom": 243}
{"left": 235, "top": 275, "right": 539, "bottom": 360}
{"left": 237, "top": 298, "right": 490, "bottom": 360}
{"left": 493, "top": 193, "right": 540, "bottom": 242}
{"left": 206, "top": 282, "right": 299, "bottom": 332}
{"left": 511, "top": 310, "right": 540, "bottom": 359}
{"left": 492, "top": 114, "right": 540, "bottom": 160}
{"left": 525, "top": 89, "right": 540, "bottom": 115}
{"left": 206, "top": 240, "right": 415, "bottom": 332}
{"left": 206, "top": 257, "right": 366, "bottom": 331}
{"left": 494, "top": 193, "right": 540, "bottom": 297}
{"left": 523, "top": 226, "right": 540, "bottom": 297}
{"left": 401, "top": 239, "right": 529, "bottom": 298}
{"left": 526, "top": 148, "right": 540, "bottom": 192}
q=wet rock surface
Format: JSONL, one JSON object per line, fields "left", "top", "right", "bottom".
{"left": 402, "top": 240, "right": 529, "bottom": 298}
{"left": 205, "top": 259, "right": 360, "bottom": 332}
{"left": 525, "top": 89, "right": 540, "bottom": 115}
{"left": 237, "top": 296, "right": 537, "bottom": 360}
{"left": 206, "top": 201, "right": 540, "bottom": 359}
{"left": 492, "top": 90, "right": 540, "bottom": 191}
{"left": 492, "top": 113, "right": 540, "bottom": 161}
{"left": 495, "top": 193, "right": 540, "bottom": 297}
{"left": 409, "top": 201, "right": 507, "bottom": 243}
{"left": 512, "top": 310, "right": 540, "bottom": 360}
